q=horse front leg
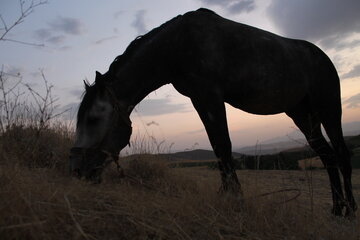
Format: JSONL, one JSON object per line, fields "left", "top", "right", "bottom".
{"left": 191, "top": 97, "right": 242, "bottom": 195}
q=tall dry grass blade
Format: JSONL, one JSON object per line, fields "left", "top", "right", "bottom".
{"left": 64, "top": 194, "right": 94, "bottom": 240}
{"left": 0, "top": 220, "right": 47, "bottom": 230}
{"left": 167, "top": 213, "right": 192, "bottom": 240}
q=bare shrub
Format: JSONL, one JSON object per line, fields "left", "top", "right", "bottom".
{"left": 0, "top": 124, "right": 73, "bottom": 171}
{"left": 0, "top": 68, "right": 73, "bottom": 172}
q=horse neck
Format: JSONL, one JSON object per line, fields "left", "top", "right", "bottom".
{"left": 111, "top": 34, "right": 171, "bottom": 108}
{"left": 112, "top": 65, "right": 167, "bottom": 108}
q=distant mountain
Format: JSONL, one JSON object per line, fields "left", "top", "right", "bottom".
{"left": 164, "top": 149, "right": 243, "bottom": 161}
{"left": 235, "top": 121, "right": 360, "bottom": 155}
{"left": 235, "top": 141, "right": 306, "bottom": 155}
{"left": 159, "top": 135, "right": 360, "bottom": 169}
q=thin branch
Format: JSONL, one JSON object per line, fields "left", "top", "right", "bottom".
{"left": 0, "top": 15, "right": 7, "bottom": 31}
{"left": 6, "top": 77, "right": 23, "bottom": 94}
{"left": 1, "top": 71, "right": 22, "bottom": 79}
{"left": 0, "top": 0, "right": 47, "bottom": 46}
{"left": 1, "top": 38, "right": 45, "bottom": 47}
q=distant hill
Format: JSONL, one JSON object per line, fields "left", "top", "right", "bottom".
{"left": 235, "top": 140, "right": 306, "bottom": 155}
{"left": 163, "top": 149, "right": 243, "bottom": 161}
{"left": 164, "top": 135, "right": 360, "bottom": 162}
{"left": 119, "top": 135, "right": 360, "bottom": 170}
{"left": 235, "top": 122, "right": 360, "bottom": 155}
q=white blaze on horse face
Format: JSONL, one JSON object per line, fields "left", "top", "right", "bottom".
{"left": 75, "top": 97, "right": 114, "bottom": 148}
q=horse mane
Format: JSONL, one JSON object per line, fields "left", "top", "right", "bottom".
{"left": 107, "top": 13, "right": 186, "bottom": 77}
{"left": 107, "top": 8, "right": 217, "bottom": 77}
{"left": 77, "top": 79, "right": 106, "bottom": 124}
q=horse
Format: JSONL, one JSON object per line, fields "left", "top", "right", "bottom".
{"left": 69, "top": 8, "right": 357, "bottom": 217}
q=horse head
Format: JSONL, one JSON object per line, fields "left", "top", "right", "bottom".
{"left": 69, "top": 71, "right": 132, "bottom": 183}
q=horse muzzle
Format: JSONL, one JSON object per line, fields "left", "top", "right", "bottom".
{"left": 69, "top": 147, "right": 108, "bottom": 183}
{"left": 69, "top": 147, "right": 84, "bottom": 178}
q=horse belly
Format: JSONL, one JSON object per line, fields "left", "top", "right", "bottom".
{"left": 223, "top": 52, "right": 310, "bottom": 115}
{"left": 225, "top": 80, "right": 307, "bottom": 115}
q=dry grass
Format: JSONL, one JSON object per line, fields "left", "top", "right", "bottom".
{"left": 0, "top": 124, "right": 73, "bottom": 172}
{"left": 1, "top": 149, "right": 360, "bottom": 240}
{"left": 298, "top": 157, "right": 324, "bottom": 170}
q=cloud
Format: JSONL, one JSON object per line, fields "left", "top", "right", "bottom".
{"left": 34, "top": 29, "right": 52, "bottom": 40}
{"left": 34, "top": 29, "right": 58, "bottom": 43}
{"left": 319, "top": 35, "right": 360, "bottom": 51}
{"left": 113, "top": 10, "right": 124, "bottom": 19}
{"left": 47, "top": 35, "right": 66, "bottom": 44}
{"left": 49, "top": 16, "right": 85, "bottom": 35}
{"left": 267, "top": 0, "right": 360, "bottom": 49}
{"left": 3, "top": 65, "right": 24, "bottom": 77}
{"left": 135, "top": 98, "right": 189, "bottom": 116}
{"left": 132, "top": 10, "right": 147, "bottom": 35}
{"left": 227, "top": 0, "right": 255, "bottom": 14}
{"left": 33, "top": 16, "right": 85, "bottom": 47}
{"left": 344, "top": 93, "right": 360, "bottom": 109}
{"left": 342, "top": 64, "right": 360, "bottom": 79}
{"left": 58, "top": 46, "right": 72, "bottom": 51}
{"left": 198, "top": 0, "right": 255, "bottom": 14}
{"left": 94, "top": 36, "right": 118, "bottom": 45}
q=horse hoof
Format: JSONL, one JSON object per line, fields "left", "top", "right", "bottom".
{"left": 345, "top": 202, "right": 357, "bottom": 219}
{"left": 345, "top": 208, "right": 356, "bottom": 220}
{"left": 219, "top": 183, "right": 244, "bottom": 202}
{"left": 331, "top": 206, "right": 343, "bottom": 217}
{"left": 219, "top": 183, "right": 242, "bottom": 193}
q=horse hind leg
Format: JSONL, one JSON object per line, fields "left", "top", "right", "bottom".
{"left": 286, "top": 102, "right": 345, "bottom": 216}
{"left": 318, "top": 104, "right": 357, "bottom": 217}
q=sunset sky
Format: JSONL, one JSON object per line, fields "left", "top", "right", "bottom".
{"left": 1, "top": 0, "right": 360, "bottom": 152}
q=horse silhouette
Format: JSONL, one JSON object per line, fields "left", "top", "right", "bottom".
{"left": 70, "top": 8, "right": 356, "bottom": 217}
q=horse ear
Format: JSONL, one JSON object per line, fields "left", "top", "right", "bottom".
{"left": 95, "top": 71, "right": 102, "bottom": 79}
{"left": 95, "top": 71, "right": 105, "bottom": 85}
{"left": 83, "top": 80, "right": 90, "bottom": 91}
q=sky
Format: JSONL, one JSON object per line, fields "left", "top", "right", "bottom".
{"left": 1, "top": 0, "right": 360, "bottom": 152}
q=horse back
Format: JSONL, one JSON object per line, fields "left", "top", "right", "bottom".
{"left": 170, "top": 9, "right": 340, "bottom": 114}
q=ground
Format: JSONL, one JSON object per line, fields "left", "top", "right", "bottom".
{"left": 1, "top": 157, "right": 360, "bottom": 239}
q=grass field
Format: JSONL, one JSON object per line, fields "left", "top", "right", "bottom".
{"left": 1, "top": 153, "right": 360, "bottom": 240}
